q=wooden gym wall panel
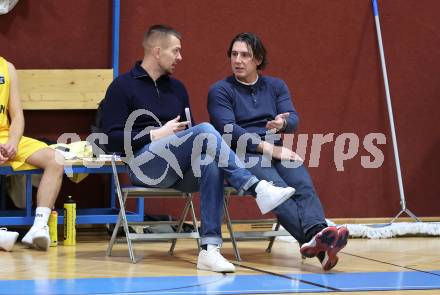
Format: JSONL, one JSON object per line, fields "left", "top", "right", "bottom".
{"left": 18, "top": 69, "right": 113, "bottom": 109}
{"left": 0, "top": 0, "right": 439, "bottom": 218}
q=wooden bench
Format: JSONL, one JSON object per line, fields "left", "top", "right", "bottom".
{"left": 0, "top": 159, "right": 146, "bottom": 226}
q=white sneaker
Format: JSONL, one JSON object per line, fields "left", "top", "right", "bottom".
{"left": 0, "top": 228, "right": 19, "bottom": 251}
{"left": 197, "top": 245, "right": 235, "bottom": 273}
{"left": 255, "top": 180, "right": 295, "bottom": 214}
{"left": 22, "top": 225, "right": 50, "bottom": 251}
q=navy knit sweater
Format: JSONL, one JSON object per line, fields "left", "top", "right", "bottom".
{"left": 101, "top": 62, "right": 192, "bottom": 153}
{"left": 207, "top": 75, "right": 299, "bottom": 153}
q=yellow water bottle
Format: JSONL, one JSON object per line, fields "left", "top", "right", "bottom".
{"left": 63, "top": 196, "right": 76, "bottom": 246}
{"left": 48, "top": 210, "right": 58, "bottom": 247}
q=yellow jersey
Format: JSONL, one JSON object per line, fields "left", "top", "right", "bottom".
{"left": 0, "top": 56, "right": 10, "bottom": 131}
{"left": 0, "top": 56, "right": 48, "bottom": 170}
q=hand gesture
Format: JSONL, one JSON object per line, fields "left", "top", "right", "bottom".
{"left": 259, "top": 141, "right": 303, "bottom": 162}
{"left": 151, "top": 116, "right": 190, "bottom": 141}
{"left": 0, "top": 142, "right": 17, "bottom": 164}
{"left": 266, "top": 112, "right": 289, "bottom": 132}
{"left": 0, "top": 148, "right": 8, "bottom": 165}
{"left": 271, "top": 145, "right": 303, "bottom": 162}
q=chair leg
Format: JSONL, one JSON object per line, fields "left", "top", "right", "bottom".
{"left": 119, "top": 192, "right": 136, "bottom": 263}
{"left": 109, "top": 157, "right": 136, "bottom": 263}
{"left": 223, "top": 195, "right": 241, "bottom": 262}
{"left": 107, "top": 189, "right": 130, "bottom": 256}
{"left": 188, "top": 198, "right": 200, "bottom": 250}
{"left": 111, "top": 188, "right": 136, "bottom": 263}
{"left": 266, "top": 220, "right": 281, "bottom": 253}
{"left": 106, "top": 201, "right": 124, "bottom": 257}
{"left": 168, "top": 194, "right": 191, "bottom": 255}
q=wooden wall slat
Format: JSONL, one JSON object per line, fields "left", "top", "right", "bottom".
{"left": 17, "top": 69, "right": 113, "bottom": 110}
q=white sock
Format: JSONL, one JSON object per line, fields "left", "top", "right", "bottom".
{"left": 33, "top": 207, "right": 51, "bottom": 228}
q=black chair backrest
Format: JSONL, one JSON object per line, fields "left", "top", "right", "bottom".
{"left": 89, "top": 99, "right": 109, "bottom": 156}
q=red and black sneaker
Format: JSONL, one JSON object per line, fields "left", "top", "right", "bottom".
{"left": 300, "top": 226, "right": 338, "bottom": 258}
{"left": 319, "top": 225, "right": 349, "bottom": 271}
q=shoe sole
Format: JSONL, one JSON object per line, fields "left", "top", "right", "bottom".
{"left": 33, "top": 236, "right": 50, "bottom": 251}
{"left": 300, "top": 226, "right": 338, "bottom": 258}
{"left": 22, "top": 240, "right": 34, "bottom": 249}
{"left": 322, "top": 253, "right": 339, "bottom": 271}
{"left": 322, "top": 226, "right": 349, "bottom": 271}
{"left": 197, "top": 263, "right": 235, "bottom": 273}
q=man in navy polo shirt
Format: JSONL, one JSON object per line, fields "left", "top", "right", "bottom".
{"left": 208, "top": 32, "right": 349, "bottom": 271}
{"left": 101, "top": 25, "right": 297, "bottom": 273}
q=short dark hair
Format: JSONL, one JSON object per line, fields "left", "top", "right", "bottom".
{"left": 227, "top": 32, "right": 268, "bottom": 70}
{"left": 143, "top": 24, "right": 181, "bottom": 43}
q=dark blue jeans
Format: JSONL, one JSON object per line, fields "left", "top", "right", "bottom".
{"left": 128, "top": 123, "right": 258, "bottom": 246}
{"left": 244, "top": 153, "right": 327, "bottom": 244}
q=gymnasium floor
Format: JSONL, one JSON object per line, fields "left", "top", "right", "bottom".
{"left": 0, "top": 231, "right": 439, "bottom": 295}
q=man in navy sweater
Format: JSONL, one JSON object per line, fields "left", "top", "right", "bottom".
{"left": 101, "top": 25, "right": 297, "bottom": 273}
{"left": 208, "top": 32, "right": 349, "bottom": 271}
